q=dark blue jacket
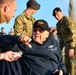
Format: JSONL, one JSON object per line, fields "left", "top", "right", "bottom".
{"left": 0, "top": 35, "right": 19, "bottom": 47}
{"left": 0, "top": 60, "right": 22, "bottom": 75}
{"left": 0, "top": 34, "right": 66, "bottom": 75}
{"left": 0, "top": 35, "right": 22, "bottom": 75}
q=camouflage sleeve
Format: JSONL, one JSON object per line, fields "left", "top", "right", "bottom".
{"left": 66, "top": 18, "right": 76, "bottom": 48}
{"left": 13, "top": 17, "right": 24, "bottom": 36}
{"left": 13, "top": 17, "right": 34, "bottom": 37}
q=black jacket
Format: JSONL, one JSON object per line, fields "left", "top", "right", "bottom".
{"left": 0, "top": 35, "right": 19, "bottom": 47}
{"left": 0, "top": 34, "right": 66, "bottom": 75}
{"left": 0, "top": 35, "right": 22, "bottom": 75}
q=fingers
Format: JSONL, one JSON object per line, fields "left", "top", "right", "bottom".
{"left": 24, "top": 42, "right": 32, "bottom": 48}
{"left": 59, "top": 70, "right": 63, "bottom": 75}
{"left": 19, "top": 35, "right": 32, "bottom": 48}
{"left": 53, "top": 69, "right": 59, "bottom": 74}
{"left": 3, "top": 51, "right": 21, "bottom": 62}
{"left": 19, "top": 35, "right": 31, "bottom": 42}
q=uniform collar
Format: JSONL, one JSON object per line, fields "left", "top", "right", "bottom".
{"left": 23, "top": 10, "right": 35, "bottom": 21}
{"left": 0, "top": 10, "right": 7, "bottom": 24}
{"left": 57, "top": 16, "right": 65, "bottom": 24}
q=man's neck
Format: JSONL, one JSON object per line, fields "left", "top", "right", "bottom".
{"left": 25, "top": 9, "right": 32, "bottom": 16}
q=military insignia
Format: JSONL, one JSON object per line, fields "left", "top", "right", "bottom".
{"left": 68, "top": 22, "right": 71, "bottom": 26}
{"left": 37, "top": 21, "right": 44, "bottom": 24}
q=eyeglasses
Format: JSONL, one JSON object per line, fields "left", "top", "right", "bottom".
{"left": 33, "top": 29, "right": 45, "bottom": 33}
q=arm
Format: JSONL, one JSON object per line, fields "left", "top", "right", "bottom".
{"left": 51, "top": 35, "right": 66, "bottom": 75}
{"left": 0, "top": 35, "right": 19, "bottom": 47}
{"left": 0, "top": 35, "right": 32, "bottom": 47}
{"left": 52, "top": 49, "right": 66, "bottom": 75}
{"left": 66, "top": 18, "right": 76, "bottom": 57}
{"left": 65, "top": 18, "right": 76, "bottom": 48}
{"left": 0, "top": 51, "right": 21, "bottom": 61}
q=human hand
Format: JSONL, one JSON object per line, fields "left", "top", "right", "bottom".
{"left": 53, "top": 69, "right": 59, "bottom": 75}
{"left": 59, "top": 70, "right": 63, "bottom": 75}
{"left": 19, "top": 35, "right": 32, "bottom": 48}
{"left": 13, "top": 51, "right": 23, "bottom": 59}
{"left": 69, "top": 48, "right": 74, "bottom": 57}
{"left": 53, "top": 69, "right": 63, "bottom": 75}
{"left": 0, "top": 51, "right": 21, "bottom": 62}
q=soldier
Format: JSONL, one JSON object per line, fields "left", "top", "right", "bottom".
{"left": 13, "top": 0, "right": 40, "bottom": 37}
{"left": 52, "top": 7, "right": 76, "bottom": 75}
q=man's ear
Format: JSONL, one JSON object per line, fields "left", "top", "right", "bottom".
{"left": 46, "top": 31, "right": 49, "bottom": 38}
{"left": 4, "top": 4, "right": 10, "bottom": 12}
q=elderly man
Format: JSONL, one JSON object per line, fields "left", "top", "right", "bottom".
{"left": 1, "top": 19, "right": 66, "bottom": 75}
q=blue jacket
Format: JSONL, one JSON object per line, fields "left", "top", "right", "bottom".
{"left": 0, "top": 34, "right": 66, "bottom": 75}
{"left": 0, "top": 35, "right": 22, "bottom": 75}
{"left": 0, "top": 35, "right": 19, "bottom": 47}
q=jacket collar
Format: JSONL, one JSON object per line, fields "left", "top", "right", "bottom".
{"left": 23, "top": 10, "right": 35, "bottom": 21}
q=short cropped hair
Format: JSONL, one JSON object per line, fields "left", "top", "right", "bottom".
{"left": 53, "top": 7, "right": 62, "bottom": 16}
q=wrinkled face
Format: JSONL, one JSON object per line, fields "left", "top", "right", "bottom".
{"left": 33, "top": 27, "right": 49, "bottom": 44}
{"left": 4, "top": 0, "right": 17, "bottom": 22}
{"left": 54, "top": 11, "right": 63, "bottom": 21}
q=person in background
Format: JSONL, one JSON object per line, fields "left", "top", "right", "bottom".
{"left": 2, "top": 19, "right": 66, "bottom": 75}
{"left": 8, "top": 28, "right": 14, "bottom": 35}
{"left": 52, "top": 28, "right": 59, "bottom": 43}
{"left": 13, "top": 0, "right": 40, "bottom": 37}
{"left": 53, "top": 7, "right": 76, "bottom": 75}
{"left": 49, "top": 27, "right": 54, "bottom": 33}
{"left": 0, "top": 27, "right": 6, "bottom": 35}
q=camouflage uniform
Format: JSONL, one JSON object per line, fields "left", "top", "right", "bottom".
{"left": 57, "top": 16, "right": 76, "bottom": 75}
{"left": 13, "top": 11, "right": 35, "bottom": 37}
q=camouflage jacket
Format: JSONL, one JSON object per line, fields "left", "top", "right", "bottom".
{"left": 56, "top": 16, "right": 76, "bottom": 49}
{"left": 13, "top": 11, "right": 35, "bottom": 37}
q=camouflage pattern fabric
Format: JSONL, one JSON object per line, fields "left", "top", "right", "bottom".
{"left": 56, "top": 16, "right": 76, "bottom": 75}
{"left": 13, "top": 11, "right": 35, "bottom": 37}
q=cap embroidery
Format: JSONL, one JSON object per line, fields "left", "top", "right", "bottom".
{"left": 37, "top": 21, "right": 44, "bottom": 25}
